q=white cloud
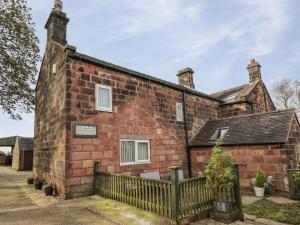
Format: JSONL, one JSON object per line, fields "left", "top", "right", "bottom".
{"left": 173, "top": 0, "right": 289, "bottom": 63}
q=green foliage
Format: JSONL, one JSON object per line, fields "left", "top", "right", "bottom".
{"left": 0, "top": 0, "right": 40, "bottom": 119}
{"left": 255, "top": 167, "right": 266, "bottom": 188}
{"left": 243, "top": 199, "right": 300, "bottom": 225}
{"left": 294, "top": 172, "right": 300, "bottom": 182}
{"left": 204, "top": 141, "right": 235, "bottom": 201}
{"left": 27, "top": 175, "right": 34, "bottom": 180}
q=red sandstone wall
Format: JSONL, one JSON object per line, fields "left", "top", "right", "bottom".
{"left": 220, "top": 82, "right": 276, "bottom": 118}
{"left": 64, "top": 58, "right": 219, "bottom": 198}
{"left": 191, "top": 144, "right": 291, "bottom": 192}
{"left": 284, "top": 114, "right": 300, "bottom": 169}
{"left": 33, "top": 43, "right": 68, "bottom": 197}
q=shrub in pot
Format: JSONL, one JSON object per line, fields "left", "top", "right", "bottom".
{"left": 43, "top": 184, "right": 54, "bottom": 196}
{"left": 205, "top": 141, "right": 235, "bottom": 212}
{"left": 27, "top": 176, "right": 34, "bottom": 184}
{"left": 35, "top": 179, "right": 45, "bottom": 190}
{"left": 288, "top": 162, "right": 300, "bottom": 200}
{"left": 254, "top": 167, "right": 266, "bottom": 197}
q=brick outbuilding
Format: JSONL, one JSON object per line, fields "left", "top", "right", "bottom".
{"left": 33, "top": 1, "right": 300, "bottom": 198}
{"left": 189, "top": 110, "right": 300, "bottom": 192}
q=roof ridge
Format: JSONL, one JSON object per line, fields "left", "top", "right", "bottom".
{"left": 210, "top": 83, "right": 249, "bottom": 96}
{"left": 69, "top": 51, "right": 221, "bottom": 102}
{"left": 210, "top": 109, "right": 295, "bottom": 122}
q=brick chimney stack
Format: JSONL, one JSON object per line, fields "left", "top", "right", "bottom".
{"left": 247, "top": 59, "right": 262, "bottom": 83}
{"left": 177, "top": 67, "right": 195, "bottom": 89}
{"left": 45, "top": 0, "right": 69, "bottom": 45}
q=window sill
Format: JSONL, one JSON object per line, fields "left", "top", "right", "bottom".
{"left": 96, "top": 108, "right": 113, "bottom": 112}
{"left": 120, "top": 161, "right": 151, "bottom": 167}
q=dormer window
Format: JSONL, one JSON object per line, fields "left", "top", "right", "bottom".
{"left": 210, "top": 127, "right": 229, "bottom": 141}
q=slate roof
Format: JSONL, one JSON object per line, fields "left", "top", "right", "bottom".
{"left": 189, "top": 110, "right": 295, "bottom": 147}
{"left": 210, "top": 80, "right": 260, "bottom": 103}
{"left": 68, "top": 50, "right": 220, "bottom": 101}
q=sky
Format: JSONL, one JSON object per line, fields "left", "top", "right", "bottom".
{"left": 0, "top": 0, "right": 300, "bottom": 137}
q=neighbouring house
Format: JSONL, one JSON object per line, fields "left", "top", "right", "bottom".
{"left": 12, "top": 137, "right": 34, "bottom": 171}
{"left": 0, "top": 136, "right": 33, "bottom": 170}
{"left": 0, "top": 151, "right": 6, "bottom": 165}
{"left": 33, "top": 0, "right": 300, "bottom": 198}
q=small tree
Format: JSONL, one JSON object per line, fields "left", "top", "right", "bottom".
{"left": 205, "top": 141, "right": 235, "bottom": 201}
{"left": 0, "top": 0, "right": 40, "bottom": 119}
{"left": 272, "top": 79, "right": 300, "bottom": 117}
{"left": 254, "top": 167, "right": 266, "bottom": 188}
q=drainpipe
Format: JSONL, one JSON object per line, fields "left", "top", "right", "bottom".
{"left": 182, "top": 91, "right": 192, "bottom": 178}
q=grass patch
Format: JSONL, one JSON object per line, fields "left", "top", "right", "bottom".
{"left": 243, "top": 199, "right": 300, "bottom": 225}
{"left": 93, "top": 197, "right": 172, "bottom": 225}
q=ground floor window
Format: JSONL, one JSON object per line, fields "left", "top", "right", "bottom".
{"left": 120, "top": 140, "right": 150, "bottom": 165}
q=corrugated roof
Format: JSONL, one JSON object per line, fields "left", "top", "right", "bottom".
{"left": 189, "top": 110, "right": 295, "bottom": 147}
{"left": 0, "top": 136, "right": 17, "bottom": 146}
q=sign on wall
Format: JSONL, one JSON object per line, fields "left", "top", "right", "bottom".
{"left": 73, "top": 124, "right": 98, "bottom": 138}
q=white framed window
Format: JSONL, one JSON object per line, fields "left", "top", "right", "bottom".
{"left": 95, "top": 84, "right": 112, "bottom": 112}
{"left": 120, "top": 140, "right": 150, "bottom": 166}
{"left": 210, "top": 127, "right": 229, "bottom": 141}
{"left": 176, "top": 102, "right": 183, "bottom": 121}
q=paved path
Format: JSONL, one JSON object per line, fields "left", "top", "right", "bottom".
{"left": 0, "top": 166, "right": 267, "bottom": 225}
{"left": 0, "top": 166, "right": 115, "bottom": 225}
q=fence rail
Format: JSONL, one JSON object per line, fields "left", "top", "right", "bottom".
{"left": 95, "top": 171, "right": 172, "bottom": 218}
{"left": 179, "top": 177, "right": 213, "bottom": 219}
{"left": 94, "top": 163, "right": 242, "bottom": 222}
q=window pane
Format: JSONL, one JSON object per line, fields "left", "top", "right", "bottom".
{"left": 98, "top": 87, "right": 110, "bottom": 108}
{"left": 219, "top": 129, "right": 228, "bottom": 138}
{"left": 137, "top": 142, "right": 149, "bottom": 161}
{"left": 121, "top": 141, "right": 135, "bottom": 163}
{"left": 176, "top": 102, "right": 183, "bottom": 121}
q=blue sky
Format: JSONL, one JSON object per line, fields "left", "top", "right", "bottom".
{"left": 0, "top": 0, "right": 300, "bottom": 137}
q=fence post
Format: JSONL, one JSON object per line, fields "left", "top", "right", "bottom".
{"left": 93, "top": 161, "right": 100, "bottom": 194}
{"left": 169, "top": 166, "right": 180, "bottom": 222}
{"left": 233, "top": 164, "right": 244, "bottom": 220}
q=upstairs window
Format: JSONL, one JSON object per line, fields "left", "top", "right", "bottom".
{"left": 210, "top": 127, "right": 229, "bottom": 141}
{"left": 120, "top": 140, "right": 150, "bottom": 165}
{"left": 176, "top": 102, "right": 183, "bottom": 121}
{"left": 96, "top": 84, "right": 112, "bottom": 112}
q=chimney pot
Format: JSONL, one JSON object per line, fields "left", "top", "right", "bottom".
{"left": 177, "top": 67, "right": 195, "bottom": 89}
{"left": 247, "top": 59, "right": 262, "bottom": 83}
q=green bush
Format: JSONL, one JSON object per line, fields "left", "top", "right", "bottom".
{"left": 294, "top": 172, "right": 300, "bottom": 182}
{"left": 204, "top": 141, "right": 235, "bottom": 201}
{"left": 255, "top": 167, "right": 266, "bottom": 188}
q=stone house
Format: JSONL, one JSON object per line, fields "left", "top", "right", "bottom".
{"left": 12, "top": 137, "right": 34, "bottom": 171}
{"left": 34, "top": 1, "right": 300, "bottom": 198}
{"left": 0, "top": 136, "right": 33, "bottom": 169}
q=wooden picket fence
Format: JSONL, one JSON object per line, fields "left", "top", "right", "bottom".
{"left": 93, "top": 163, "right": 242, "bottom": 222}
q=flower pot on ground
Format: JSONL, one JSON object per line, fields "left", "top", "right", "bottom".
{"left": 27, "top": 176, "right": 34, "bottom": 184}
{"left": 204, "top": 141, "right": 235, "bottom": 212}
{"left": 253, "top": 167, "right": 266, "bottom": 197}
{"left": 44, "top": 184, "right": 54, "bottom": 196}
{"left": 35, "top": 179, "right": 45, "bottom": 190}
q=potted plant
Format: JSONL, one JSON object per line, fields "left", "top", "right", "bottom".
{"left": 35, "top": 178, "right": 45, "bottom": 190}
{"left": 253, "top": 167, "right": 267, "bottom": 197}
{"left": 264, "top": 176, "right": 273, "bottom": 195}
{"left": 205, "top": 142, "right": 235, "bottom": 212}
{"left": 287, "top": 162, "right": 300, "bottom": 200}
{"left": 43, "top": 184, "right": 54, "bottom": 196}
{"left": 27, "top": 176, "right": 34, "bottom": 184}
